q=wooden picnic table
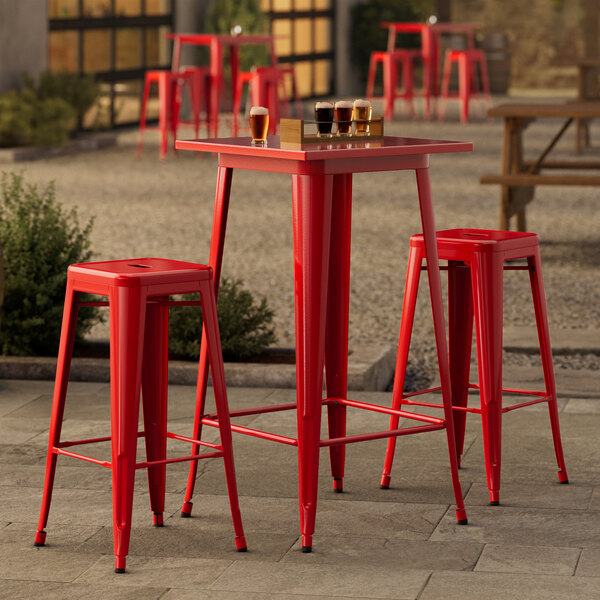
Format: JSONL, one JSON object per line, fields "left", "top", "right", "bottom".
{"left": 481, "top": 101, "right": 600, "bottom": 231}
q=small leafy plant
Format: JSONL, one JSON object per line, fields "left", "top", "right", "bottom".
{"left": 0, "top": 171, "right": 101, "bottom": 355}
{"left": 168, "top": 277, "right": 277, "bottom": 361}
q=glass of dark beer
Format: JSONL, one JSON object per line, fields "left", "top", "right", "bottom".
{"left": 334, "top": 100, "right": 353, "bottom": 136}
{"left": 353, "top": 99, "right": 372, "bottom": 135}
{"left": 249, "top": 106, "right": 269, "bottom": 145}
{"left": 314, "top": 101, "right": 334, "bottom": 137}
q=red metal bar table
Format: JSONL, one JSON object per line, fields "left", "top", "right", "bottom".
{"left": 167, "top": 33, "right": 277, "bottom": 137}
{"left": 176, "top": 134, "right": 473, "bottom": 551}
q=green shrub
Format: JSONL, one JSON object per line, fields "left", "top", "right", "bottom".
{"left": 168, "top": 277, "right": 276, "bottom": 361}
{"left": 206, "top": 0, "right": 270, "bottom": 72}
{"left": 350, "top": 0, "right": 432, "bottom": 85}
{"left": 0, "top": 171, "right": 101, "bottom": 356}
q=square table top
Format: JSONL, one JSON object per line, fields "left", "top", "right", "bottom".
{"left": 175, "top": 135, "right": 473, "bottom": 161}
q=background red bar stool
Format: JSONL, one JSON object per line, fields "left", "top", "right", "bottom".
{"left": 381, "top": 229, "right": 569, "bottom": 505}
{"left": 137, "top": 70, "right": 198, "bottom": 159}
{"left": 232, "top": 65, "right": 301, "bottom": 136}
{"left": 179, "top": 65, "right": 211, "bottom": 137}
{"left": 438, "top": 49, "right": 492, "bottom": 123}
{"left": 366, "top": 50, "right": 420, "bottom": 120}
{"left": 34, "top": 258, "right": 246, "bottom": 573}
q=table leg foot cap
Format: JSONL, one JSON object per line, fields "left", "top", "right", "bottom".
{"left": 301, "top": 546, "right": 312, "bottom": 553}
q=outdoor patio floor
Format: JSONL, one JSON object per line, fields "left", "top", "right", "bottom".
{"left": 1, "top": 368, "right": 600, "bottom": 599}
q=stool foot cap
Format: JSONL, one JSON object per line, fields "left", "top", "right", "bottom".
{"left": 235, "top": 537, "right": 247, "bottom": 552}
{"left": 559, "top": 479, "right": 570, "bottom": 484}
{"left": 114, "top": 568, "right": 126, "bottom": 574}
{"left": 153, "top": 512, "right": 164, "bottom": 527}
{"left": 380, "top": 474, "right": 391, "bottom": 489}
{"left": 301, "top": 546, "right": 312, "bottom": 553}
{"left": 34, "top": 531, "right": 46, "bottom": 546}
{"left": 114, "top": 557, "right": 126, "bottom": 573}
{"left": 333, "top": 478, "right": 343, "bottom": 493}
{"left": 181, "top": 501, "right": 193, "bottom": 518}
{"left": 489, "top": 490, "right": 500, "bottom": 505}
{"left": 558, "top": 471, "right": 569, "bottom": 484}
{"left": 490, "top": 500, "right": 500, "bottom": 506}
{"left": 455, "top": 507, "right": 468, "bottom": 524}
{"left": 458, "top": 518, "right": 468, "bottom": 525}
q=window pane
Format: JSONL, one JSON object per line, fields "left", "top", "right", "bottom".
{"left": 294, "top": 18, "right": 311, "bottom": 54}
{"left": 273, "top": 0, "right": 292, "bottom": 11}
{"left": 114, "top": 79, "right": 143, "bottom": 124}
{"left": 314, "top": 17, "right": 330, "bottom": 53}
{"left": 116, "top": 29, "right": 141, "bottom": 69}
{"left": 294, "top": 0, "right": 312, "bottom": 10}
{"left": 84, "top": 82, "right": 112, "bottom": 128}
{"left": 146, "top": 26, "right": 171, "bottom": 66}
{"left": 84, "top": 30, "right": 111, "bottom": 72}
{"left": 49, "top": 31, "right": 79, "bottom": 72}
{"left": 260, "top": 0, "right": 271, "bottom": 10}
{"left": 49, "top": 0, "right": 79, "bottom": 18}
{"left": 115, "top": 0, "right": 141, "bottom": 16}
{"left": 314, "top": 0, "right": 330, "bottom": 8}
{"left": 83, "top": 0, "right": 112, "bottom": 17}
{"left": 313, "top": 59, "right": 329, "bottom": 95}
{"left": 294, "top": 60, "right": 312, "bottom": 97}
{"left": 273, "top": 19, "right": 292, "bottom": 56}
{"left": 145, "top": 0, "right": 171, "bottom": 15}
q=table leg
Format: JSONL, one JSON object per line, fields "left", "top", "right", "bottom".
{"left": 325, "top": 173, "right": 352, "bottom": 493}
{"left": 415, "top": 167, "right": 467, "bottom": 523}
{"left": 291, "top": 172, "right": 334, "bottom": 552}
{"left": 182, "top": 166, "right": 233, "bottom": 517}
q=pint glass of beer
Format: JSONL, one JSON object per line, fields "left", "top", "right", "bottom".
{"left": 353, "top": 99, "right": 372, "bottom": 135}
{"left": 249, "top": 106, "right": 269, "bottom": 145}
{"left": 314, "top": 101, "right": 334, "bottom": 137}
{"left": 334, "top": 100, "right": 353, "bottom": 136}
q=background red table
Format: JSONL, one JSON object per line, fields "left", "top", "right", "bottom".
{"left": 176, "top": 134, "right": 473, "bottom": 550}
{"left": 167, "top": 33, "right": 277, "bottom": 137}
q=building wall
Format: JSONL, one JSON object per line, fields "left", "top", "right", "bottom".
{"left": 452, "top": 0, "right": 584, "bottom": 90}
{"left": 334, "top": 0, "right": 363, "bottom": 96}
{"left": 0, "top": 1, "right": 48, "bottom": 93}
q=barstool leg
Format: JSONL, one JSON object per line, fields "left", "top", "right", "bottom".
{"left": 325, "top": 173, "right": 352, "bottom": 493}
{"left": 448, "top": 260, "right": 474, "bottom": 467}
{"left": 528, "top": 250, "right": 568, "bottom": 483}
{"left": 157, "top": 75, "right": 170, "bottom": 160}
{"left": 383, "top": 54, "right": 396, "bottom": 121}
{"left": 470, "top": 252, "right": 504, "bottom": 505}
{"left": 137, "top": 77, "right": 152, "bottom": 157}
{"left": 438, "top": 54, "right": 453, "bottom": 122}
{"left": 110, "top": 286, "right": 146, "bottom": 573}
{"left": 182, "top": 166, "right": 233, "bottom": 517}
{"left": 35, "top": 282, "right": 80, "bottom": 547}
{"left": 416, "top": 168, "right": 467, "bottom": 523}
{"left": 199, "top": 281, "right": 247, "bottom": 551}
{"left": 458, "top": 53, "right": 470, "bottom": 123}
{"left": 380, "top": 244, "right": 423, "bottom": 489}
{"left": 141, "top": 297, "right": 169, "bottom": 527}
{"left": 366, "top": 54, "right": 378, "bottom": 100}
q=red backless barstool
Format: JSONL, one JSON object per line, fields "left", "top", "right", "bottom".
{"left": 137, "top": 69, "right": 205, "bottom": 159}
{"left": 366, "top": 49, "right": 420, "bottom": 120}
{"left": 233, "top": 65, "right": 301, "bottom": 136}
{"left": 438, "top": 49, "right": 492, "bottom": 123}
{"left": 381, "top": 229, "right": 568, "bottom": 504}
{"left": 34, "top": 258, "right": 246, "bottom": 573}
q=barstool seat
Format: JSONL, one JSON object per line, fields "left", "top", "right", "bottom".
{"left": 381, "top": 229, "right": 568, "bottom": 504}
{"left": 34, "top": 258, "right": 246, "bottom": 573}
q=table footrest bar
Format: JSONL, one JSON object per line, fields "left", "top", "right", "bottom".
{"left": 320, "top": 423, "right": 445, "bottom": 447}
{"left": 135, "top": 451, "right": 224, "bottom": 469}
{"left": 166, "top": 431, "right": 221, "bottom": 449}
{"left": 53, "top": 447, "right": 111, "bottom": 467}
{"left": 202, "top": 418, "right": 299, "bottom": 446}
{"left": 502, "top": 396, "right": 551, "bottom": 412}
{"left": 328, "top": 397, "right": 445, "bottom": 425}
{"left": 203, "top": 401, "right": 298, "bottom": 421}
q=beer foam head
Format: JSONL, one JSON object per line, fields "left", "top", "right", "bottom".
{"left": 250, "top": 106, "right": 269, "bottom": 116}
{"left": 315, "top": 101, "right": 333, "bottom": 109}
{"left": 334, "top": 100, "right": 353, "bottom": 109}
{"left": 353, "top": 98, "right": 371, "bottom": 108}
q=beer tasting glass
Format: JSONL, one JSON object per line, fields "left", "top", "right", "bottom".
{"left": 353, "top": 99, "right": 372, "bottom": 135}
{"left": 334, "top": 100, "right": 353, "bottom": 136}
{"left": 249, "top": 106, "right": 269, "bottom": 145}
{"left": 314, "top": 101, "right": 334, "bottom": 137}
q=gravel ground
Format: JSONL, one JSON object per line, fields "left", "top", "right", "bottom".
{"left": 7, "top": 96, "right": 599, "bottom": 378}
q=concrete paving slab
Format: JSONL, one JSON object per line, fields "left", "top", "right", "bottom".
{"left": 431, "top": 505, "right": 600, "bottom": 548}
{"left": 1, "top": 521, "right": 102, "bottom": 550}
{"left": 208, "top": 560, "right": 430, "bottom": 599}
{"left": 504, "top": 326, "right": 600, "bottom": 355}
{"left": 474, "top": 543, "right": 580, "bottom": 575}
{"left": 282, "top": 536, "right": 483, "bottom": 571}
{"left": 588, "top": 488, "right": 600, "bottom": 510}
{"left": 420, "top": 571, "right": 600, "bottom": 600}
{"left": 75, "top": 555, "right": 233, "bottom": 589}
{"left": 0, "top": 417, "right": 50, "bottom": 444}
{"left": 162, "top": 592, "right": 363, "bottom": 600}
